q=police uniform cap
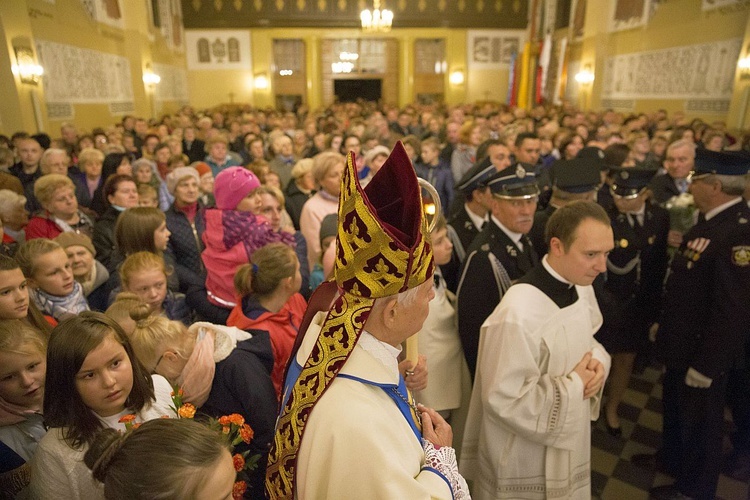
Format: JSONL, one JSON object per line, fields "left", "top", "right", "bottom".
{"left": 610, "top": 167, "right": 657, "bottom": 198}
{"left": 486, "top": 163, "right": 539, "bottom": 199}
{"left": 693, "top": 148, "right": 750, "bottom": 177}
{"left": 455, "top": 156, "right": 496, "bottom": 194}
{"left": 576, "top": 146, "right": 608, "bottom": 171}
{"left": 551, "top": 158, "right": 601, "bottom": 193}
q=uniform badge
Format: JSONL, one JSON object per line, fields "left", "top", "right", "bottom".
{"left": 687, "top": 261, "right": 694, "bottom": 269}
{"left": 515, "top": 165, "right": 526, "bottom": 178}
{"left": 620, "top": 171, "right": 630, "bottom": 180}
{"left": 733, "top": 246, "right": 750, "bottom": 267}
{"left": 648, "top": 235, "right": 655, "bottom": 245}
{"left": 481, "top": 243, "right": 490, "bottom": 251}
{"left": 506, "top": 245, "right": 517, "bottom": 257}
{"left": 619, "top": 238, "right": 628, "bottom": 248}
{"left": 739, "top": 217, "right": 748, "bottom": 224}
{"left": 464, "top": 221, "right": 472, "bottom": 229}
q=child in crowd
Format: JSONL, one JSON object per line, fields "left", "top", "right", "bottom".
{"left": 0, "top": 254, "right": 54, "bottom": 333}
{"left": 30, "top": 312, "right": 175, "bottom": 499}
{"left": 55, "top": 232, "right": 110, "bottom": 312}
{"left": 119, "top": 251, "right": 190, "bottom": 324}
{"left": 84, "top": 419, "right": 237, "bottom": 500}
{"left": 414, "top": 215, "right": 471, "bottom": 427}
{"left": 136, "top": 184, "right": 158, "bottom": 208}
{"left": 227, "top": 242, "right": 306, "bottom": 397}
{"left": 201, "top": 166, "right": 294, "bottom": 310}
{"left": 0, "top": 320, "right": 47, "bottom": 498}
{"left": 415, "top": 137, "right": 454, "bottom": 211}
{"left": 127, "top": 304, "right": 276, "bottom": 496}
{"left": 15, "top": 238, "right": 89, "bottom": 321}
{"left": 104, "top": 292, "right": 144, "bottom": 336}
{"left": 309, "top": 213, "right": 337, "bottom": 291}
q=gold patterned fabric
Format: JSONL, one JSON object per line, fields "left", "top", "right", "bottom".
{"left": 265, "top": 142, "right": 433, "bottom": 499}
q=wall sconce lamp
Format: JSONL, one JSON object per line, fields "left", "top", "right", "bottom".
{"left": 254, "top": 73, "right": 269, "bottom": 90}
{"left": 738, "top": 55, "right": 750, "bottom": 80}
{"left": 449, "top": 70, "right": 465, "bottom": 85}
{"left": 142, "top": 65, "right": 161, "bottom": 87}
{"left": 12, "top": 47, "right": 44, "bottom": 85}
{"left": 574, "top": 66, "right": 595, "bottom": 85}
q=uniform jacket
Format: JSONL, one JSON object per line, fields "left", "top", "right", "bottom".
{"left": 648, "top": 173, "right": 683, "bottom": 205}
{"left": 656, "top": 199, "right": 750, "bottom": 379}
{"left": 447, "top": 205, "right": 483, "bottom": 262}
{"left": 457, "top": 218, "right": 539, "bottom": 376}
{"left": 226, "top": 293, "right": 307, "bottom": 398}
{"left": 201, "top": 333, "right": 277, "bottom": 500}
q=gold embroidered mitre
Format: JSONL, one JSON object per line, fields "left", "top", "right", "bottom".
{"left": 265, "top": 141, "right": 434, "bottom": 499}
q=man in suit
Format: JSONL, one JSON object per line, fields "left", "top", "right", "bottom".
{"left": 648, "top": 139, "right": 695, "bottom": 205}
{"left": 528, "top": 157, "right": 601, "bottom": 257}
{"left": 457, "top": 164, "right": 540, "bottom": 377}
{"left": 645, "top": 149, "right": 750, "bottom": 500}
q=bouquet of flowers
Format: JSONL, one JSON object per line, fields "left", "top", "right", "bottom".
{"left": 170, "top": 386, "right": 259, "bottom": 499}
{"left": 120, "top": 386, "right": 258, "bottom": 499}
{"left": 664, "top": 192, "right": 696, "bottom": 233}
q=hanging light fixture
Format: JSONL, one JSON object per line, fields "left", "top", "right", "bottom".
{"left": 360, "top": 0, "right": 393, "bottom": 33}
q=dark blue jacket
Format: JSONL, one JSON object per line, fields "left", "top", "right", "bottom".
{"left": 414, "top": 159, "right": 454, "bottom": 212}
{"left": 201, "top": 331, "right": 277, "bottom": 500}
{"left": 165, "top": 202, "right": 206, "bottom": 277}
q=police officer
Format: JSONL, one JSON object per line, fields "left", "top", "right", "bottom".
{"left": 528, "top": 157, "right": 602, "bottom": 257}
{"left": 442, "top": 158, "right": 496, "bottom": 292}
{"left": 646, "top": 149, "right": 750, "bottom": 500}
{"left": 457, "top": 163, "right": 539, "bottom": 377}
{"left": 595, "top": 167, "right": 669, "bottom": 437}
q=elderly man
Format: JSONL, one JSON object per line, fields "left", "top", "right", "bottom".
{"left": 644, "top": 149, "right": 750, "bottom": 500}
{"left": 649, "top": 138, "right": 695, "bottom": 204}
{"left": 457, "top": 164, "right": 539, "bottom": 377}
{"left": 461, "top": 201, "right": 612, "bottom": 500}
{"left": 266, "top": 143, "right": 469, "bottom": 500}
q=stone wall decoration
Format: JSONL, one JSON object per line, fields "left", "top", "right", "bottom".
{"left": 601, "top": 38, "right": 741, "bottom": 100}
{"left": 35, "top": 39, "right": 134, "bottom": 105}
{"left": 467, "top": 30, "right": 526, "bottom": 70}
{"left": 153, "top": 63, "right": 190, "bottom": 102}
{"left": 185, "top": 30, "right": 251, "bottom": 70}
{"left": 609, "top": 0, "right": 652, "bottom": 32}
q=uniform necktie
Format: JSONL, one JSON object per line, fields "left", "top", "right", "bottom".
{"left": 676, "top": 178, "right": 689, "bottom": 194}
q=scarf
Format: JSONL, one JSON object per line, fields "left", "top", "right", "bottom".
{"left": 30, "top": 281, "right": 89, "bottom": 320}
{"left": 0, "top": 396, "right": 40, "bottom": 427}
{"left": 177, "top": 202, "right": 198, "bottom": 223}
{"left": 221, "top": 210, "right": 296, "bottom": 261}
{"left": 178, "top": 323, "right": 252, "bottom": 407}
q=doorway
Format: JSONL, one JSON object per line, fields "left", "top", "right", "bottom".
{"left": 334, "top": 79, "right": 382, "bottom": 102}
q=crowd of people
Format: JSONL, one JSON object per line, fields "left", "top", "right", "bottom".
{"left": 0, "top": 99, "right": 749, "bottom": 500}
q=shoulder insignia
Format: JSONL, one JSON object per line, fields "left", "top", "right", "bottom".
{"left": 506, "top": 244, "right": 517, "bottom": 257}
{"left": 733, "top": 246, "right": 750, "bottom": 267}
{"left": 481, "top": 243, "right": 490, "bottom": 252}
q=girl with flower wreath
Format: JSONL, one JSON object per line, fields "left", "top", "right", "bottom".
{"left": 126, "top": 302, "right": 277, "bottom": 498}
{"left": 29, "top": 312, "right": 175, "bottom": 499}
{"left": 83, "top": 418, "right": 239, "bottom": 500}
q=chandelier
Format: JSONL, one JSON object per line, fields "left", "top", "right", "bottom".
{"left": 360, "top": 0, "right": 393, "bottom": 33}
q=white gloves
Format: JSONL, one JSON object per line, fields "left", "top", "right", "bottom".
{"left": 685, "top": 367, "right": 712, "bottom": 388}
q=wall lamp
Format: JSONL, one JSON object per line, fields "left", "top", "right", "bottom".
{"left": 12, "top": 46, "right": 44, "bottom": 85}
